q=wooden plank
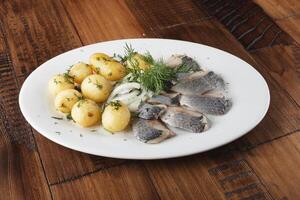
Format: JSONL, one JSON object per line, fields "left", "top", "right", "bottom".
{"left": 245, "top": 131, "right": 300, "bottom": 199}
{"left": 250, "top": 45, "right": 300, "bottom": 105}
{"left": 1, "top": 0, "right": 126, "bottom": 185}
{"left": 0, "top": 129, "right": 52, "bottom": 199}
{"left": 51, "top": 162, "right": 159, "bottom": 200}
{"left": 254, "top": 0, "right": 300, "bottom": 19}
{"left": 193, "top": 0, "right": 294, "bottom": 51}
{"left": 125, "top": 0, "right": 210, "bottom": 29}
{"left": 61, "top": 0, "right": 147, "bottom": 44}
{"left": 277, "top": 16, "right": 300, "bottom": 44}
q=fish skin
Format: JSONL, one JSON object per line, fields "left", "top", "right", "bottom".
{"left": 138, "top": 103, "right": 167, "bottom": 120}
{"left": 180, "top": 95, "right": 232, "bottom": 115}
{"left": 147, "top": 93, "right": 180, "bottom": 106}
{"left": 171, "top": 71, "right": 225, "bottom": 95}
{"left": 132, "top": 118, "right": 175, "bottom": 144}
{"left": 160, "top": 107, "right": 209, "bottom": 133}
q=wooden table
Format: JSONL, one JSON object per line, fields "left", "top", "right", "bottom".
{"left": 0, "top": 0, "right": 299, "bottom": 199}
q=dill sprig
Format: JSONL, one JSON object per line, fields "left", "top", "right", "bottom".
{"left": 109, "top": 100, "right": 122, "bottom": 110}
{"left": 122, "top": 44, "right": 193, "bottom": 94}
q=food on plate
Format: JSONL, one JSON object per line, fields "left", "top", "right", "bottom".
{"left": 81, "top": 74, "right": 112, "bottom": 103}
{"left": 48, "top": 74, "right": 74, "bottom": 96}
{"left": 102, "top": 100, "right": 131, "bottom": 132}
{"left": 68, "top": 62, "right": 93, "bottom": 84}
{"left": 132, "top": 118, "right": 175, "bottom": 144}
{"left": 180, "top": 94, "right": 232, "bottom": 115}
{"left": 48, "top": 43, "right": 232, "bottom": 143}
{"left": 171, "top": 71, "right": 225, "bottom": 95}
{"left": 160, "top": 106, "right": 209, "bottom": 133}
{"left": 138, "top": 103, "right": 166, "bottom": 120}
{"left": 54, "top": 89, "right": 82, "bottom": 113}
{"left": 71, "top": 99, "right": 101, "bottom": 127}
{"left": 147, "top": 93, "right": 180, "bottom": 106}
{"left": 90, "top": 53, "right": 126, "bottom": 81}
{"left": 126, "top": 53, "right": 151, "bottom": 70}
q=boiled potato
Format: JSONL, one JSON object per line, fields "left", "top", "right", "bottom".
{"left": 68, "top": 62, "right": 93, "bottom": 84}
{"left": 71, "top": 99, "right": 101, "bottom": 127}
{"left": 54, "top": 89, "right": 82, "bottom": 113}
{"left": 99, "top": 61, "right": 126, "bottom": 81}
{"left": 81, "top": 74, "right": 112, "bottom": 103}
{"left": 102, "top": 100, "right": 131, "bottom": 132}
{"left": 89, "top": 53, "right": 113, "bottom": 74}
{"left": 48, "top": 74, "right": 74, "bottom": 96}
{"left": 90, "top": 53, "right": 126, "bottom": 81}
{"left": 127, "top": 53, "right": 150, "bottom": 70}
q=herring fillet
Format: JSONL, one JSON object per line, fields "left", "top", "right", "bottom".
{"left": 138, "top": 103, "right": 167, "bottom": 120}
{"left": 180, "top": 95, "right": 232, "bottom": 115}
{"left": 160, "top": 107, "right": 209, "bottom": 133}
{"left": 147, "top": 93, "right": 180, "bottom": 106}
{"left": 171, "top": 71, "right": 225, "bottom": 95}
{"left": 132, "top": 119, "right": 175, "bottom": 144}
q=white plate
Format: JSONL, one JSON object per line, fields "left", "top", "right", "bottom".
{"left": 19, "top": 39, "right": 270, "bottom": 159}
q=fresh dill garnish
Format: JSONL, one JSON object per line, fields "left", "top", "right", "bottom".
{"left": 77, "top": 100, "right": 85, "bottom": 108}
{"left": 109, "top": 100, "right": 122, "bottom": 110}
{"left": 51, "top": 116, "right": 63, "bottom": 120}
{"left": 90, "top": 129, "right": 97, "bottom": 132}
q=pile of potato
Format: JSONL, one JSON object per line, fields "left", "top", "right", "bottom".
{"left": 48, "top": 53, "right": 130, "bottom": 132}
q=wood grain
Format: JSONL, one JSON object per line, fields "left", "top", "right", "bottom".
{"left": 51, "top": 162, "right": 159, "bottom": 200}
{"left": 125, "top": 0, "right": 210, "bottom": 29}
{"left": 254, "top": 0, "right": 300, "bottom": 19}
{"left": 194, "top": 0, "right": 294, "bottom": 51}
{"left": 245, "top": 131, "right": 300, "bottom": 199}
{"left": 61, "top": 0, "right": 147, "bottom": 44}
{"left": 0, "top": 129, "right": 52, "bottom": 199}
{"left": 277, "top": 16, "right": 300, "bottom": 44}
{"left": 251, "top": 45, "right": 300, "bottom": 105}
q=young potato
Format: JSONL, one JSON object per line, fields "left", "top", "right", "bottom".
{"left": 127, "top": 53, "right": 150, "bottom": 70}
{"left": 71, "top": 99, "right": 101, "bottom": 127}
{"left": 99, "top": 61, "right": 126, "bottom": 81}
{"left": 102, "top": 100, "right": 131, "bottom": 132}
{"left": 48, "top": 74, "right": 74, "bottom": 96}
{"left": 54, "top": 89, "right": 82, "bottom": 113}
{"left": 68, "top": 62, "right": 93, "bottom": 84}
{"left": 90, "top": 53, "right": 126, "bottom": 81}
{"left": 89, "top": 53, "right": 113, "bottom": 74}
{"left": 81, "top": 74, "right": 112, "bottom": 103}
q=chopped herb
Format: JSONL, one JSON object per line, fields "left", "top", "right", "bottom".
{"left": 80, "top": 134, "right": 83, "bottom": 137}
{"left": 51, "top": 116, "right": 63, "bottom": 120}
{"left": 63, "top": 73, "right": 74, "bottom": 84}
{"left": 66, "top": 113, "right": 73, "bottom": 120}
{"left": 55, "top": 131, "right": 61, "bottom": 135}
{"left": 94, "top": 80, "right": 103, "bottom": 89}
{"left": 66, "top": 97, "right": 71, "bottom": 101}
{"left": 54, "top": 122, "right": 58, "bottom": 125}
{"left": 96, "top": 57, "right": 101, "bottom": 61}
{"left": 74, "top": 92, "right": 84, "bottom": 100}
{"left": 88, "top": 78, "right": 92, "bottom": 83}
{"left": 108, "top": 72, "right": 112, "bottom": 76}
{"left": 109, "top": 100, "right": 122, "bottom": 110}
{"left": 77, "top": 100, "right": 85, "bottom": 108}
{"left": 90, "top": 130, "right": 97, "bottom": 132}
{"left": 123, "top": 139, "right": 127, "bottom": 141}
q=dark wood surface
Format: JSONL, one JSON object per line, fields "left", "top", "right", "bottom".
{"left": 0, "top": 0, "right": 299, "bottom": 199}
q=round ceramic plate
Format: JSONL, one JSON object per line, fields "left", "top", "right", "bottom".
{"left": 19, "top": 38, "right": 270, "bottom": 159}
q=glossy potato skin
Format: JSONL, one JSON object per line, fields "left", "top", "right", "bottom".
{"left": 69, "top": 62, "right": 93, "bottom": 84}
{"left": 71, "top": 99, "right": 101, "bottom": 127}
{"left": 48, "top": 74, "right": 74, "bottom": 96}
{"left": 54, "top": 89, "right": 82, "bottom": 113}
{"left": 81, "top": 74, "right": 112, "bottom": 103}
{"left": 127, "top": 53, "right": 150, "bottom": 70}
{"left": 102, "top": 101, "right": 131, "bottom": 132}
{"left": 90, "top": 53, "right": 126, "bottom": 81}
